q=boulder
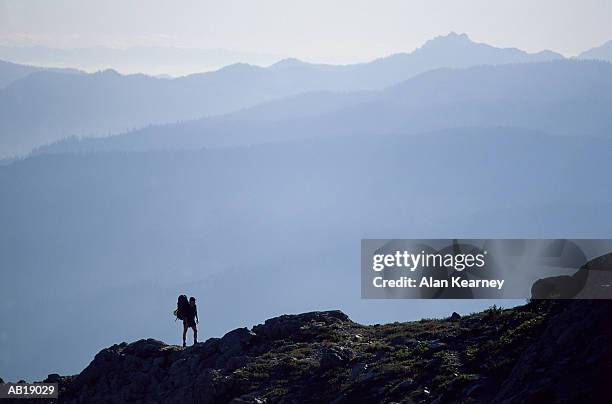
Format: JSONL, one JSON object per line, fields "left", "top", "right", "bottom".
{"left": 44, "top": 373, "right": 61, "bottom": 383}
{"left": 123, "top": 339, "right": 166, "bottom": 357}
{"left": 320, "top": 347, "right": 351, "bottom": 370}
{"left": 219, "top": 328, "right": 255, "bottom": 355}
{"left": 253, "top": 310, "right": 350, "bottom": 341}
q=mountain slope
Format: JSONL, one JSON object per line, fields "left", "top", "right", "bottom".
{"left": 0, "top": 60, "right": 41, "bottom": 89}
{"left": 0, "top": 59, "right": 83, "bottom": 90}
{"left": 579, "top": 39, "right": 612, "bottom": 62}
{"left": 0, "top": 33, "right": 562, "bottom": 158}
{"left": 0, "top": 60, "right": 39, "bottom": 89}
{"left": 10, "top": 300, "right": 611, "bottom": 403}
{"left": 38, "top": 59, "right": 612, "bottom": 155}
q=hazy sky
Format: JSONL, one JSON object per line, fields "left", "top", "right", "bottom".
{"left": 2, "top": 0, "right": 612, "bottom": 63}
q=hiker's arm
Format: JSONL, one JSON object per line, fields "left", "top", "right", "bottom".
{"left": 196, "top": 309, "right": 199, "bottom": 324}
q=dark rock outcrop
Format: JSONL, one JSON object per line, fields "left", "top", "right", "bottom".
{"left": 7, "top": 303, "right": 612, "bottom": 403}
{"left": 495, "top": 300, "right": 612, "bottom": 403}
{"left": 449, "top": 312, "right": 461, "bottom": 321}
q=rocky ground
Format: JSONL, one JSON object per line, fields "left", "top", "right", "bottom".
{"left": 3, "top": 299, "right": 611, "bottom": 403}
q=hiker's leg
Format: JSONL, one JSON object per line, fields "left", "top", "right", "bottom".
{"left": 192, "top": 324, "right": 198, "bottom": 345}
{"left": 182, "top": 321, "right": 188, "bottom": 347}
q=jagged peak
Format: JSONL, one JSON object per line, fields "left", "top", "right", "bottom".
{"left": 420, "top": 32, "right": 474, "bottom": 49}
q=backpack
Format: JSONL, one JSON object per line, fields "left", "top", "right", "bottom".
{"left": 175, "top": 294, "right": 189, "bottom": 320}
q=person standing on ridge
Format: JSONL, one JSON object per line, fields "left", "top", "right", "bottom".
{"left": 176, "top": 295, "right": 199, "bottom": 347}
{"left": 183, "top": 296, "right": 198, "bottom": 347}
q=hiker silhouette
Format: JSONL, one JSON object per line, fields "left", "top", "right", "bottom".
{"left": 175, "top": 295, "right": 199, "bottom": 347}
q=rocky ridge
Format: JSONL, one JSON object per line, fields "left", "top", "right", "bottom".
{"left": 5, "top": 300, "right": 611, "bottom": 403}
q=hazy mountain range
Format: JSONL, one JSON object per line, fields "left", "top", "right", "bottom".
{"left": 2, "top": 32, "right": 612, "bottom": 382}
{"left": 0, "top": 45, "right": 282, "bottom": 76}
{"left": 0, "top": 32, "right": 565, "bottom": 158}
{"left": 36, "top": 59, "right": 612, "bottom": 155}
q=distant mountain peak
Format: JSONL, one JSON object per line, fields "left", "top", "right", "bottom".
{"left": 443, "top": 31, "right": 470, "bottom": 40}
{"left": 420, "top": 32, "right": 474, "bottom": 49}
{"left": 269, "top": 58, "right": 308, "bottom": 69}
{"left": 217, "top": 62, "right": 261, "bottom": 73}
{"left": 412, "top": 32, "right": 562, "bottom": 61}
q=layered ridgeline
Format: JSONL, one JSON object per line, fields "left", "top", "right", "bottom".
{"left": 0, "top": 32, "right": 563, "bottom": 158}
{"left": 4, "top": 300, "right": 611, "bottom": 403}
{"left": 36, "top": 59, "right": 612, "bottom": 155}
{"left": 3, "top": 128, "right": 612, "bottom": 382}
{"left": 0, "top": 45, "right": 281, "bottom": 77}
